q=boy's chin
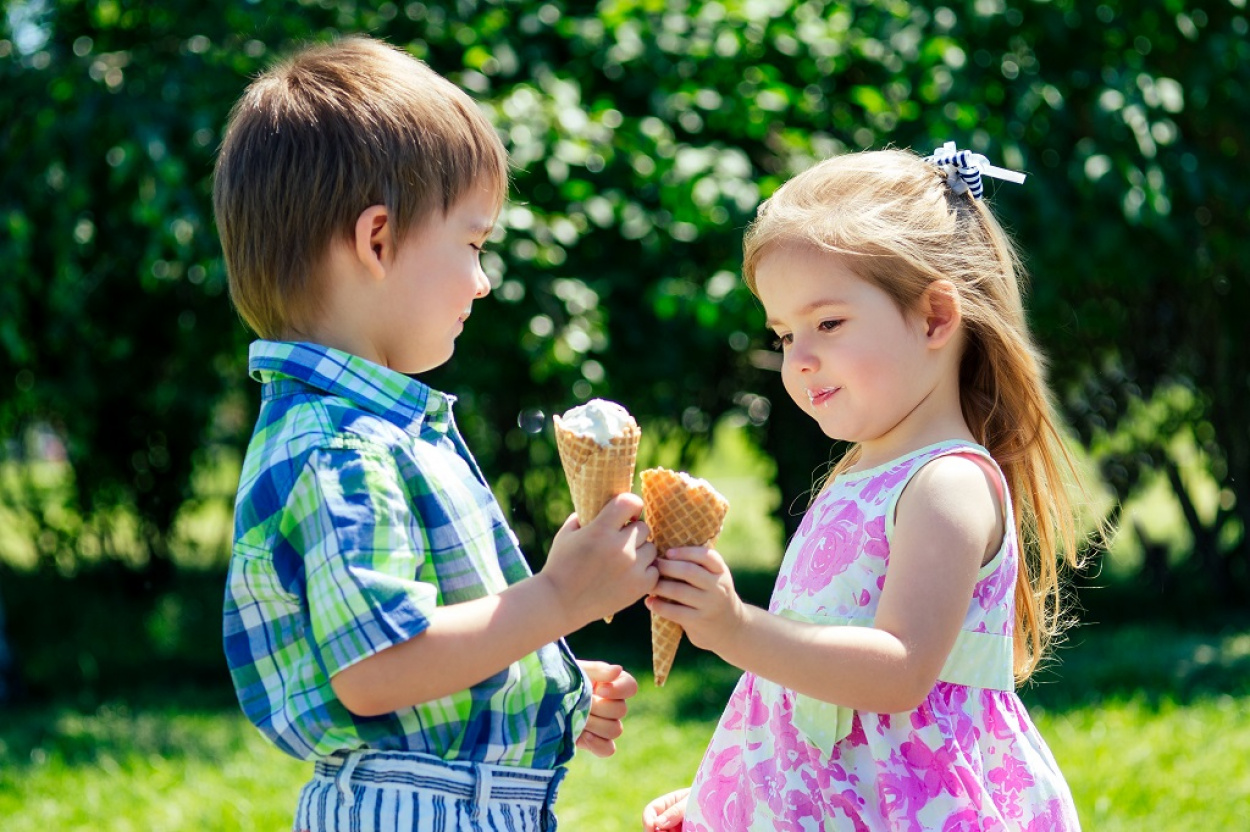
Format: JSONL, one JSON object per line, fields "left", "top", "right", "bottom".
{"left": 394, "top": 347, "right": 455, "bottom": 375}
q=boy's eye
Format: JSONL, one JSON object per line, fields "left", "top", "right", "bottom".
{"left": 818, "top": 319, "right": 843, "bottom": 333}
{"left": 771, "top": 333, "right": 792, "bottom": 350}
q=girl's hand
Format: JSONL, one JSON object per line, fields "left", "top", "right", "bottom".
{"left": 642, "top": 787, "right": 690, "bottom": 831}
{"left": 645, "top": 546, "right": 743, "bottom": 656}
{"left": 575, "top": 661, "right": 639, "bottom": 758}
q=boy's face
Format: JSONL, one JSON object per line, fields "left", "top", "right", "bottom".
{"left": 378, "top": 187, "right": 498, "bottom": 374}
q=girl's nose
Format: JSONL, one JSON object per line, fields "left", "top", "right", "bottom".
{"left": 474, "top": 266, "right": 492, "bottom": 299}
{"left": 787, "top": 339, "right": 817, "bottom": 373}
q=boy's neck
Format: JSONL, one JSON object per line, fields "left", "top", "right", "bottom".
{"left": 286, "top": 242, "right": 391, "bottom": 369}
{"left": 286, "top": 323, "right": 386, "bottom": 369}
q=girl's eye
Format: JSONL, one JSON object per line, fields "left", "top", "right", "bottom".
{"left": 771, "top": 333, "right": 792, "bottom": 350}
{"left": 818, "top": 319, "right": 843, "bottom": 333}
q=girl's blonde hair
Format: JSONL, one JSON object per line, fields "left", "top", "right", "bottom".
{"left": 743, "top": 148, "right": 1088, "bottom": 683}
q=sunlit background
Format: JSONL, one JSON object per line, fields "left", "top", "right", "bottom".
{"left": 1, "top": 0, "right": 1247, "bottom": 828}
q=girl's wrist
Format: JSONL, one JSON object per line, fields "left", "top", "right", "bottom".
{"left": 713, "top": 600, "right": 756, "bottom": 666}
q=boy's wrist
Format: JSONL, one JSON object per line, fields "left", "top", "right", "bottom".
{"left": 526, "top": 571, "right": 585, "bottom": 635}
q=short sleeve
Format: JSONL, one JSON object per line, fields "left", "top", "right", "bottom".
{"left": 279, "top": 445, "right": 438, "bottom": 678}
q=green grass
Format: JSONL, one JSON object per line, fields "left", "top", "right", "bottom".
{"left": 1, "top": 619, "right": 1247, "bottom": 830}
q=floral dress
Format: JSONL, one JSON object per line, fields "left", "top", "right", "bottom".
{"left": 683, "top": 441, "right": 1080, "bottom": 831}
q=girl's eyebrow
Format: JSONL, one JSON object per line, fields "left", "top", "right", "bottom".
{"left": 765, "top": 298, "right": 848, "bottom": 328}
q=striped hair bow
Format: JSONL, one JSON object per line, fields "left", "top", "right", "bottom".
{"left": 924, "top": 141, "right": 1026, "bottom": 199}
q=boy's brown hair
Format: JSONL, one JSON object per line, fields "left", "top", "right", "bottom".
{"left": 213, "top": 36, "right": 508, "bottom": 339}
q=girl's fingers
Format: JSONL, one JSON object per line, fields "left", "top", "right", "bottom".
{"left": 650, "top": 577, "right": 703, "bottom": 608}
{"left": 643, "top": 788, "right": 691, "bottom": 830}
{"left": 654, "top": 557, "right": 717, "bottom": 588}
{"left": 645, "top": 594, "right": 691, "bottom": 625}
{"left": 660, "top": 546, "right": 726, "bottom": 572}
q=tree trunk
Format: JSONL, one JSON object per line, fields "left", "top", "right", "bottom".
{"left": 1162, "top": 456, "right": 1238, "bottom": 602}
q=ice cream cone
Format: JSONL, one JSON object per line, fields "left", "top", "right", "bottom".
{"left": 641, "top": 467, "right": 729, "bottom": 686}
{"left": 553, "top": 407, "right": 641, "bottom": 623}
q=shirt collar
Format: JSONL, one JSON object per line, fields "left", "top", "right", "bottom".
{"left": 248, "top": 340, "right": 454, "bottom": 437}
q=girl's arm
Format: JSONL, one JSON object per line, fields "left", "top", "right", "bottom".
{"left": 647, "top": 454, "right": 1002, "bottom": 714}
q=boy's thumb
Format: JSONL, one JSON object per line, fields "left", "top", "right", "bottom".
{"left": 597, "top": 492, "right": 644, "bottom": 529}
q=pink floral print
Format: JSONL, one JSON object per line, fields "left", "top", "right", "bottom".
{"left": 684, "top": 443, "right": 1081, "bottom": 830}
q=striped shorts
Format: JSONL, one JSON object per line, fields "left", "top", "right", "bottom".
{"left": 294, "top": 749, "right": 566, "bottom": 832}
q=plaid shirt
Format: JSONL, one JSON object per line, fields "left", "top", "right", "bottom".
{"left": 223, "top": 341, "right": 590, "bottom": 767}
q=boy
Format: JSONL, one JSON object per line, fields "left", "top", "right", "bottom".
{"left": 215, "top": 37, "right": 658, "bottom": 831}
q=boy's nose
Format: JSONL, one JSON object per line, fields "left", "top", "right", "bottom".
{"left": 474, "top": 267, "right": 491, "bottom": 299}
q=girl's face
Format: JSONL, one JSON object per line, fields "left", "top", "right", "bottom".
{"left": 756, "top": 245, "right": 946, "bottom": 456}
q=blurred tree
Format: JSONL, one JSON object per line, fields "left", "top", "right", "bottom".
{"left": 1, "top": 0, "right": 1245, "bottom": 600}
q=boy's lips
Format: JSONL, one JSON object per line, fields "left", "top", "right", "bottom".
{"left": 807, "top": 386, "right": 840, "bottom": 407}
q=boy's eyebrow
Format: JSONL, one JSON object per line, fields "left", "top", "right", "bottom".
{"left": 765, "top": 298, "right": 848, "bottom": 328}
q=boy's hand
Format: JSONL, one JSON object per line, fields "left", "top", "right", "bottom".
{"left": 575, "top": 660, "right": 638, "bottom": 758}
{"left": 642, "top": 787, "right": 690, "bottom": 831}
{"left": 543, "top": 492, "right": 658, "bottom": 627}
{"left": 645, "top": 546, "right": 743, "bottom": 656}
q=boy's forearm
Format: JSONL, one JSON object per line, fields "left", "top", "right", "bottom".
{"left": 330, "top": 574, "right": 574, "bottom": 717}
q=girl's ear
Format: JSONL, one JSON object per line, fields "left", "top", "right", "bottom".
{"left": 920, "top": 279, "right": 962, "bottom": 348}
{"left": 353, "top": 204, "right": 393, "bottom": 280}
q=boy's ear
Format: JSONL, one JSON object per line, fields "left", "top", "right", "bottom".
{"left": 920, "top": 279, "right": 962, "bottom": 348}
{"left": 353, "top": 205, "right": 392, "bottom": 280}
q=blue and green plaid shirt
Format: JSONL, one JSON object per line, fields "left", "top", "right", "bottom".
{"left": 223, "top": 341, "right": 590, "bottom": 766}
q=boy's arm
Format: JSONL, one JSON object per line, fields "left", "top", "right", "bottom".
{"left": 332, "top": 495, "right": 656, "bottom": 717}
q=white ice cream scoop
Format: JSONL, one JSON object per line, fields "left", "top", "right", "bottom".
{"left": 558, "top": 398, "right": 635, "bottom": 446}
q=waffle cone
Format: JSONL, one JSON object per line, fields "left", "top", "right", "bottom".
{"left": 553, "top": 415, "right": 641, "bottom": 623}
{"left": 641, "top": 467, "right": 729, "bottom": 686}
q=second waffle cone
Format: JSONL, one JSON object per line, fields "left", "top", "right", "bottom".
{"left": 641, "top": 467, "right": 729, "bottom": 686}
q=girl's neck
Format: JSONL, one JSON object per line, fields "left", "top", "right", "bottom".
{"left": 848, "top": 384, "right": 977, "bottom": 473}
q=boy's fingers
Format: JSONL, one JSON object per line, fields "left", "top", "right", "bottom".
{"left": 593, "top": 668, "right": 639, "bottom": 701}
{"left": 597, "top": 492, "right": 644, "bottom": 528}
{"left": 576, "top": 729, "right": 616, "bottom": 757}
{"left": 579, "top": 661, "right": 623, "bottom": 685}
{"left": 582, "top": 711, "right": 625, "bottom": 739}
{"left": 626, "top": 521, "right": 654, "bottom": 553}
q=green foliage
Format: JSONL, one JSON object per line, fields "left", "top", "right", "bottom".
{"left": 1, "top": 0, "right": 1247, "bottom": 593}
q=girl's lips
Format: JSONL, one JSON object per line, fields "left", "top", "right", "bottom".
{"left": 807, "top": 387, "right": 840, "bottom": 407}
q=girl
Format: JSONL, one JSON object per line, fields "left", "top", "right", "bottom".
{"left": 643, "top": 146, "right": 1091, "bottom": 831}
